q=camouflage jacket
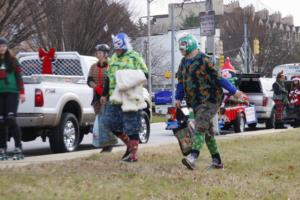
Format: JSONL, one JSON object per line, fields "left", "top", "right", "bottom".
{"left": 176, "top": 52, "right": 223, "bottom": 109}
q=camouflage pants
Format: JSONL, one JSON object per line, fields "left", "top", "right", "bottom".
{"left": 194, "top": 102, "right": 219, "bottom": 135}
{"left": 192, "top": 102, "right": 220, "bottom": 154}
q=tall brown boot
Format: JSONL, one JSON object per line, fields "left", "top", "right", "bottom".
{"left": 116, "top": 133, "right": 131, "bottom": 159}
{"left": 122, "top": 139, "right": 139, "bottom": 162}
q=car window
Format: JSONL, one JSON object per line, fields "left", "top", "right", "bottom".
{"left": 239, "top": 80, "right": 262, "bottom": 93}
{"left": 260, "top": 78, "right": 275, "bottom": 96}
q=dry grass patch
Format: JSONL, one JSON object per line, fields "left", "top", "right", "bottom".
{"left": 0, "top": 129, "right": 300, "bottom": 200}
{"left": 151, "top": 114, "right": 166, "bottom": 123}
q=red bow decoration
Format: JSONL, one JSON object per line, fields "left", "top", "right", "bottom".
{"left": 38, "top": 48, "right": 55, "bottom": 74}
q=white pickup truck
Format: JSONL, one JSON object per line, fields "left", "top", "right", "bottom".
{"left": 16, "top": 52, "right": 151, "bottom": 153}
{"left": 238, "top": 74, "right": 275, "bottom": 129}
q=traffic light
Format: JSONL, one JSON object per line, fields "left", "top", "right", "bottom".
{"left": 164, "top": 70, "right": 171, "bottom": 79}
{"left": 219, "top": 55, "right": 224, "bottom": 67}
{"left": 253, "top": 38, "right": 260, "bottom": 55}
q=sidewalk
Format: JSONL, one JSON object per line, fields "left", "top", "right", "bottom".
{"left": 0, "top": 127, "right": 291, "bottom": 168}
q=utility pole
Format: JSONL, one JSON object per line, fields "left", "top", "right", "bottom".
{"left": 243, "top": 9, "right": 249, "bottom": 73}
{"left": 206, "top": 0, "right": 215, "bottom": 60}
{"left": 205, "top": 0, "right": 219, "bottom": 134}
{"left": 61, "top": 0, "right": 66, "bottom": 51}
{"left": 147, "top": 0, "right": 152, "bottom": 98}
{"left": 170, "top": 3, "right": 176, "bottom": 105}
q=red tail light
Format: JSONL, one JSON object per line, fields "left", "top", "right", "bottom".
{"left": 167, "top": 107, "right": 177, "bottom": 121}
{"left": 35, "top": 89, "right": 44, "bottom": 107}
{"left": 262, "top": 96, "right": 268, "bottom": 107}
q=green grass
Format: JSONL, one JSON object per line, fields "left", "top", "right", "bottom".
{"left": 151, "top": 113, "right": 167, "bottom": 123}
{"left": 1, "top": 129, "right": 300, "bottom": 200}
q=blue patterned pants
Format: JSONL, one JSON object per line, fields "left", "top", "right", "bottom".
{"left": 101, "top": 103, "right": 141, "bottom": 137}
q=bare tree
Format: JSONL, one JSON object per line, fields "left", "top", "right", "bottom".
{"left": 133, "top": 36, "right": 171, "bottom": 87}
{"left": 182, "top": 13, "right": 199, "bottom": 29}
{"left": 220, "top": 6, "right": 300, "bottom": 76}
{"left": 136, "top": 18, "right": 147, "bottom": 37}
{"left": 0, "top": 0, "right": 37, "bottom": 48}
{"left": 24, "top": 0, "right": 138, "bottom": 54}
{"left": 255, "top": 23, "right": 300, "bottom": 75}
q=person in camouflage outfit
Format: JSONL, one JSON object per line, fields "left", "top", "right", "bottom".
{"left": 101, "top": 32, "right": 148, "bottom": 163}
{"left": 175, "top": 33, "right": 243, "bottom": 170}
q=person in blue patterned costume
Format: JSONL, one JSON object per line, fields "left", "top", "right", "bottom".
{"left": 101, "top": 33, "right": 148, "bottom": 163}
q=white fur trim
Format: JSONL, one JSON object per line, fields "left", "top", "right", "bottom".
{"left": 116, "top": 69, "right": 146, "bottom": 91}
{"left": 112, "top": 70, "right": 147, "bottom": 111}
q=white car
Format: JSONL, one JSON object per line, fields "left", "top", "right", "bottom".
{"left": 16, "top": 52, "right": 151, "bottom": 153}
{"left": 238, "top": 74, "right": 275, "bottom": 129}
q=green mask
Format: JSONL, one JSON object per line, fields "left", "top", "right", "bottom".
{"left": 178, "top": 34, "right": 198, "bottom": 54}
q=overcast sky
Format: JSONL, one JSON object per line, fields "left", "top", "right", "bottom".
{"left": 128, "top": 0, "right": 300, "bottom": 26}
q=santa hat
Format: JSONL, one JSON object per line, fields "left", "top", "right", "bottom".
{"left": 292, "top": 76, "right": 300, "bottom": 81}
{"left": 222, "top": 57, "right": 236, "bottom": 73}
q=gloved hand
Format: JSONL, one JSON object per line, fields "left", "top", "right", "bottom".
{"left": 95, "top": 86, "right": 104, "bottom": 95}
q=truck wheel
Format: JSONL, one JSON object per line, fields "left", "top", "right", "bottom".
{"left": 234, "top": 113, "right": 245, "bottom": 133}
{"left": 294, "top": 118, "right": 300, "bottom": 128}
{"left": 266, "top": 110, "right": 275, "bottom": 129}
{"left": 139, "top": 111, "right": 150, "bottom": 144}
{"left": 50, "top": 113, "right": 80, "bottom": 153}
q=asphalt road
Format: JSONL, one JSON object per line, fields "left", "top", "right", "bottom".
{"left": 5, "top": 122, "right": 176, "bottom": 157}
{"left": 5, "top": 122, "right": 272, "bottom": 157}
{"left": 0, "top": 122, "right": 291, "bottom": 168}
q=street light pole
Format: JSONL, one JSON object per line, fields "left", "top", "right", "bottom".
{"left": 61, "top": 0, "right": 66, "bottom": 51}
{"left": 170, "top": 3, "right": 176, "bottom": 105}
{"left": 147, "top": 0, "right": 152, "bottom": 98}
{"left": 206, "top": 0, "right": 215, "bottom": 59}
{"left": 205, "top": 0, "right": 219, "bottom": 134}
{"left": 243, "top": 9, "right": 250, "bottom": 73}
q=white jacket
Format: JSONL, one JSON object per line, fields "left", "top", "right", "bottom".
{"left": 110, "top": 69, "right": 147, "bottom": 111}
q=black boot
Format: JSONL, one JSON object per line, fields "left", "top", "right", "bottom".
{"left": 12, "top": 147, "right": 24, "bottom": 160}
{"left": 275, "top": 122, "right": 287, "bottom": 129}
{"left": 208, "top": 153, "right": 224, "bottom": 169}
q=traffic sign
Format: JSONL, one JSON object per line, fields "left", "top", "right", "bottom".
{"left": 199, "top": 10, "right": 215, "bottom": 36}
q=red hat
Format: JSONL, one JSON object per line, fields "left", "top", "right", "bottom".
{"left": 222, "top": 57, "right": 236, "bottom": 72}
{"left": 292, "top": 76, "right": 300, "bottom": 81}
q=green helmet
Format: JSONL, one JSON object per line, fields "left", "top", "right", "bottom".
{"left": 178, "top": 34, "right": 198, "bottom": 54}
